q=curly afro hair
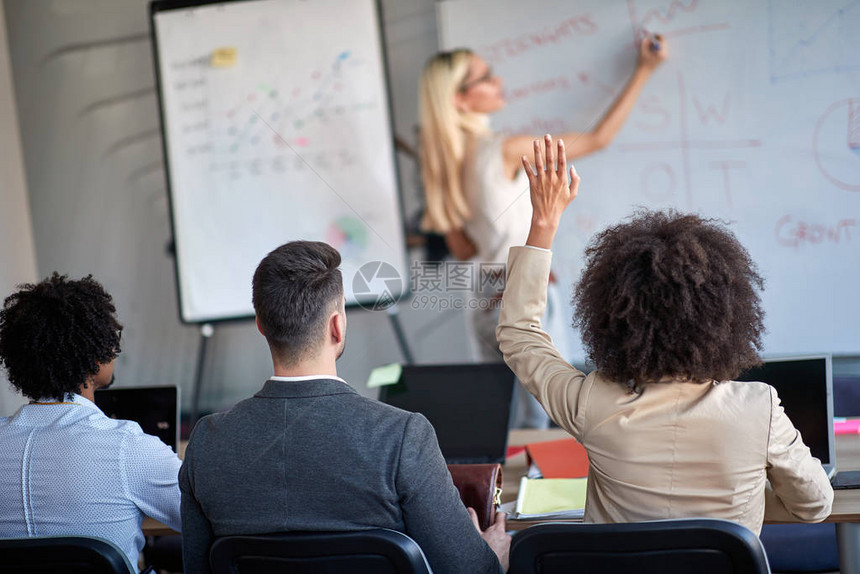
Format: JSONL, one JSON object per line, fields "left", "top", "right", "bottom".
{"left": 573, "top": 210, "right": 765, "bottom": 385}
{"left": 0, "top": 273, "right": 123, "bottom": 401}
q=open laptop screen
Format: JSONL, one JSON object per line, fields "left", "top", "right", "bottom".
{"left": 94, "top": 385, "right": 180, "bottom": 453}
{"left": 378, "top": 363, "right": 515, "bottom": 464}
{"left": 736, "top": 355, "right": 833, "bottom": 468}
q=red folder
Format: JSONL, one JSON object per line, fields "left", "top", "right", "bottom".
{"left": 525, "top": 437, "right": 589, "bottom": 478}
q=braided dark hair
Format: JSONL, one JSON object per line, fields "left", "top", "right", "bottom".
{"left": 0, "top": 273, "right": 122, "bottom": 401}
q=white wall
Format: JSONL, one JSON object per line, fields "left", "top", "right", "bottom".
{"left": 0, "top": 2, "right": 36, "bottom": 415}
{"left": 4, "top": 0, "right": 204, "bottom": 410}
{"left": 2, "top": 0, "right": 472, "bottom": 416}
{"left": 2, "top": 0, "right": 857, "bottom": 419}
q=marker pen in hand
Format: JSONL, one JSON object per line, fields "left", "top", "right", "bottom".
{"left": 649, "top": 33, "right": 663, "bottom": 53}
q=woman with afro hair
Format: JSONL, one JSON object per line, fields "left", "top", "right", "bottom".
{"left": 496, "top": 134, "right": 833, "bottom": 534}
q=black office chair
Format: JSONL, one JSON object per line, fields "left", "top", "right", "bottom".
{"left": 0, "top": 535, "right": 135, "bottom": 574}
{"left": 209, "top": 528, "right": 433, "bottom": 574}
{"left": 509, "top": 518, "right": 771, "bottom": 574}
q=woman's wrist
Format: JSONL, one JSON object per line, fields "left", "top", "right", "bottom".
{"left": 635, "top": 61, "right": 657, "bottom": 75}
{"left": 526, "top": 219, "right": 559, "bottom": 250}
{"left": 530, "top": 215, "right": 562, "bottom": 232}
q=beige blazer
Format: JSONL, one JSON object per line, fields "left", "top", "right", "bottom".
{"left": 496, "top": 246, "right": 833, "bottom": 534}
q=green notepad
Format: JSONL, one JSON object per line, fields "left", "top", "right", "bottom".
{"left": 514, "top": 477, "right": 587, "bottom": 519}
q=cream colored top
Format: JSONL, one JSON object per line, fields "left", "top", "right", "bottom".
{"left": 462, "top": 134, "right": 532, "bottom": 264}
{"left": 496, "top": 246, "right": 834, "bottom": 534}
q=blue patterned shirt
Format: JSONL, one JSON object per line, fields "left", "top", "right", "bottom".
{"left": 0, "top": 394, "right": 182, "bottom": 567}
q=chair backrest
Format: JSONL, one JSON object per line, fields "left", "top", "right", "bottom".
{"left": 209, "top": 529, "right": 434, "bottom": 574}
{"left": 509, "top": 519, "right": 771, "bottom": 574}
{"left": 0, "top": 536, "right": 135, "bottom": 574}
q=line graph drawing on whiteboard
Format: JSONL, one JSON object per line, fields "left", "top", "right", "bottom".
{"left": 813, "top": 98, "right": 860, "bottom": 192}
{"left": 166, "top": 49, "right": 377, "bottom": 176}
{"left": 768, "top": 0, "right": 860, "bottom": 83}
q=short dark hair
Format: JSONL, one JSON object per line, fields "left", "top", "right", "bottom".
{"left": 252, "top": 241, "right": 344, "bottom": 365}
{"left": 0, "top": 273, "right": 123, "bottom": 401}
{"left": 573, "top": 210, "right": 765, "bottom": 384}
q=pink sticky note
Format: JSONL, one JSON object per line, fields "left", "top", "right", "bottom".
{"left": 834, "top": 419, "right": 860, "bottom": 435}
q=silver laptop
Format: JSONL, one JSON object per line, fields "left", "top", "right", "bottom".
{"left": 94, "top": 385, "right": 181, "bottom": 453}
{"left": 736, "top": 355, "right": 835, "bottom": 478}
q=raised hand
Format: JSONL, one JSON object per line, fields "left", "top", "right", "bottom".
{"left": 522, "top": 134, "right": 580, "bottom": 249}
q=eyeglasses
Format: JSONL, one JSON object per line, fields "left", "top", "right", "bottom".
{"left": 114, "top": 329, "right": 123, "bottom": 355}
{"left": 458, "top": 68, "right": 495, "bottom": 93}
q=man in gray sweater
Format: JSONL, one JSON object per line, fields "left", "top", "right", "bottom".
{"left": 179, "top": 241, "right": 509, "bottom": 573}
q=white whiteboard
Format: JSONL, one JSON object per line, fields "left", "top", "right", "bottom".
{"left": 152, "top": 0, "right": 406, "bottom": 322}
{"left": 439, "top": 0, "right": 860, "bottom": 359}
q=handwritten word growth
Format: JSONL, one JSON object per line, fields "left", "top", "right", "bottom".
{"left": 775, "top": 215, "right": 856, "bottom": 248}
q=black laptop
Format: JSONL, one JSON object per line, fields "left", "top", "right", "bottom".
{"left": 377, "top": 363, "right": 515, "bottom": 464}
{"left": 94, "top": 385, "right": 181, "bottom": 453}
{"left": 736, "top": 355, "right": 835, "bottom": 478}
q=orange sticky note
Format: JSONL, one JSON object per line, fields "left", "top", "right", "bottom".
{"left": 525, "top": 437, "right": 589, "bottom": 478}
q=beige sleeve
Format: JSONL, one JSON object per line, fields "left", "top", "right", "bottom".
{"left": 495, "top": 246, "right": 587, "bottom": 436}
{"left": 763, "top": 385, "right": 834, "bottom": 522}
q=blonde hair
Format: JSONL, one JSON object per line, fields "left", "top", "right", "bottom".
{"left": 419, "top": 49, "right": 489, "bottom": 233}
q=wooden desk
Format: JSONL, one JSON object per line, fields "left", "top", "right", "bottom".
{"left": 830, "top": 431, "right": 860, "bottom": 520}
{"left": 144, "top": 429, "right": 860, "bottom": 572}
{"left": 147, "top": 430, "right": 860, "bottom": 524}
{"left": 503, "top": 428, "right": 860, "bottom": 521}
{"left": 503, "top": 428, "right": 860, "bottom": 572}
{"left": 829, "top": 431, "right": 860, "bottom": 573}
{"left": 499, "top": 429, "right": 570, "bottom": 531}
{"left": 502, "top": 429, "right": 569, "bottom": 504}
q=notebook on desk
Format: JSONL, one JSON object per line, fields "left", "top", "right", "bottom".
{"left": 378, "top": 363, "right": 515, "bottom": 464}
{"left": 736, "top": 354, "right": 835, "bottom": 479}
{"left": 94, "top": 385, "right": 180, "bottom": 453}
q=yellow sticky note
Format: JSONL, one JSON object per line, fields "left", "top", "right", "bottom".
{"left": 367, "top": 363, "right": 402, "bottom": 388}
{"left": 211, "top": 47, "right": 237, "bottom": 68}
{"left": 518, "top": 478, "right": 588, "bottom": 515}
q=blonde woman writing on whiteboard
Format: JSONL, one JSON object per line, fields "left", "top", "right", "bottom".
{"left": 418, "top": 36, "right": 668, "bottom": 428}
